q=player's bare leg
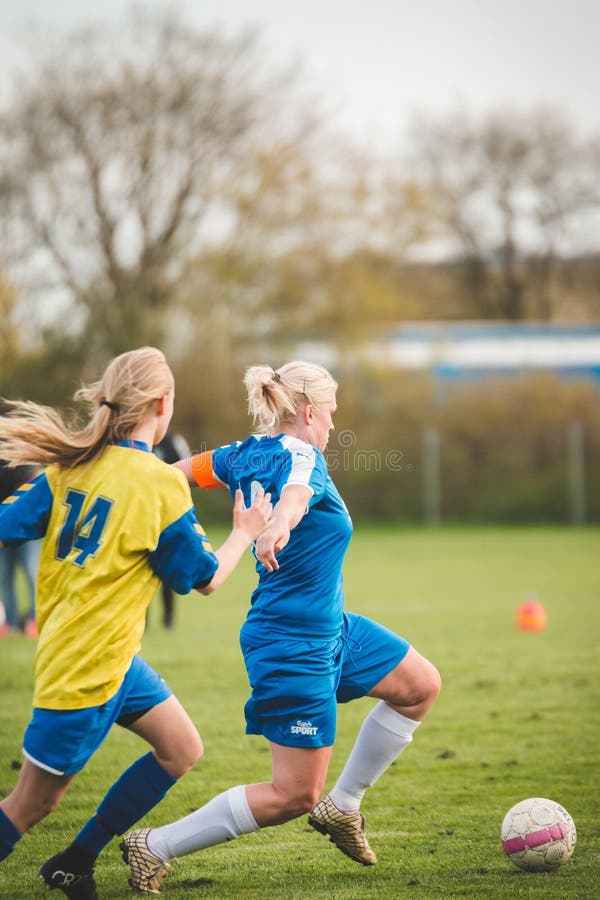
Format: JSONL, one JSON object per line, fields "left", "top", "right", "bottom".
{"left": 310, "top": 648, "right": 441, "bottom": 864}
{"left": 122, "top": 744, "right": 332, "bottom": 890}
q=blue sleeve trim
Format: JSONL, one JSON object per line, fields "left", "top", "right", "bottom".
{"left": 149, "top": 508, "right": 219, "bottom": 594}
{"left": 0, "top": 472, "right": 52, "bottom": 545}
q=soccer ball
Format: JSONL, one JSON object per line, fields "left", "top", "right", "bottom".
{"left": 501, "top": 797, "right": 576, "bottom": 871}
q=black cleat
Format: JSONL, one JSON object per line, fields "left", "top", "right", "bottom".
{"left": 39, "top": 852, "right": 99, "bottom": 900}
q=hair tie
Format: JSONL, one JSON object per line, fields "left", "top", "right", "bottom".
{"left": 100, "top": 399, "right": 119, "bottom": 412}
{"left": 271, "top": 372, "right": 281, "bottom": 383}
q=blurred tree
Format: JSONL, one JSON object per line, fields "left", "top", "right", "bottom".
{"left": 168, "top": 138, "right": 347, "bottom": 421}
{"left": 400, "top": 108, "right": 600, "bottom": 319}
{"left": 171, "top": 142, "right": 430, "bottom": 399}
{"left": 167, "top": 137, "right": 437, "bottom": 428}
{"left": 0, "top": 10, "right": 324, "bottom": 370}
{"left": 0, "top": 273, "right": 19, "bottom": 380}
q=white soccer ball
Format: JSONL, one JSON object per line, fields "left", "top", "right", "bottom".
{"left": 501, "top": 797, "right": 576, "bottom": 871}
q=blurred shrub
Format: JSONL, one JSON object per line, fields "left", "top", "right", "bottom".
{"left": 186, "top": 368, "right": 599, "bottom": 524}
{"left": 323, "top": 370, "right": 600, "bottom": 524}
{"left": 6, "top": 346, "right": 596, "bottom": 524}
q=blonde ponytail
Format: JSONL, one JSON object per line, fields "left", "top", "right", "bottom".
{"left": 244, "top": 361, "right": 337, "bottom": 434}
{"left": 0, "top": 347, "right": 174, "bottom": 469}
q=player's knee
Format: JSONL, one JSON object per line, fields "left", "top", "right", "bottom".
{"left": 26, "top": 792, "right": 61, "bottom": 829}
{"left": 277, "top": 783, "right": 322, "bottom": 818}
{"left": 290, "top": 785, "right": 323, "bottom": 816}
{"left": 163, "top": 734, "right": 204, "bottom": 777}
{"left": 385, "top": 660, "right": 441, "bottom": 714}
{"left": 40, "top": 798, "right": 59, "bottom": 820}
{"left": 413, "top": 662, "right": 442, "bottom": 711}
{"left": 180, "top": 734, "right": 204, "bottom": 772}
{"left": 427, "top": 664, "right": 442, "bottom": 703}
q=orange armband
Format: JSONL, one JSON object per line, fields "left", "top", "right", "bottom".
{"left": 190, "top": 451, "right": 224, "bottom": 489}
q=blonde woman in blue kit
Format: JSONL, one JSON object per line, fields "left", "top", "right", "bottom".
{"left": 0, "top": 347, "right": 272, "bottom": 900}
{"left": 122, "top": 360, "right": 441, "bottom": 892}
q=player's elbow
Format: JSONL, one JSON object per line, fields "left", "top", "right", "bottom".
{"left": 197, "top": 573, "right": 223, "bottom": 595}
{"left": 195, "top": 563, "right": 222, "bottom": 595}
{"left": 197, "top": 580, "right": 216, "bottom": 595}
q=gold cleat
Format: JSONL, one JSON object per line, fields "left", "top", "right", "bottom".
{"left": 120, "top": 829, "right": 172, "bottom": 894}
{"left": 308, "top": 795, "right": 377, "bottom": 865}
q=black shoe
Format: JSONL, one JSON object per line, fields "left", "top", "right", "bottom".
{"left": 39, "top": 852, "right": 98, "bottom": 900}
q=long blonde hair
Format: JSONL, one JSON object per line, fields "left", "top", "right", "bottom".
{"left": 244, "top": 360, "right": 337, "bottom": 434}
{"left": 0, "top": 347, "right": 174, "bottom": 469}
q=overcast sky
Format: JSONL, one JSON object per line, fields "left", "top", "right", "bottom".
{"left": 1, "top": 0, "right": 599, "bottom": 150}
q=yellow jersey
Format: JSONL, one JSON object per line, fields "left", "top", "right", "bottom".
{"left": 0, "top": 441, "right": 218, "bottom": 709}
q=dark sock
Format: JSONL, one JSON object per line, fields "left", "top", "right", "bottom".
{"left": 0, "top": 808, "right": 21, "bottom": 862}
{"left": 71, "top": 816, "right": 112, "bottom": 863}
{"left": 73, "top": 752, "right": 177, "bottom": 858}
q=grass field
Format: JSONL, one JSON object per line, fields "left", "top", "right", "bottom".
{"left": 0, "top": 526, "right": 598, "bottom": 899}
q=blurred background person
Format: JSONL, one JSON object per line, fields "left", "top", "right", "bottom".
{"left": 152, "top": 429, "right": 192, "bottom": 629}
{"left": 0, "top": 461, "right": 40, "bottom": 638}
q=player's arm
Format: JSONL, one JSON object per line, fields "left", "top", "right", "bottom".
{"left": 197, "top": 488, "right": 272, "bottom": 595}
{"left": 255, "top": 484, "right": 312, "bottom": 573}
{"left": 173, "top": 457, "right": 195, "bottom": 485}
{"left": 0, "top": 472, "right": 52, "bottom": 546}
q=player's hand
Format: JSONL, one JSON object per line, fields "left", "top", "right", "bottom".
{"left": 255, "top": 515, "right": 290, "bottom": 572}
{"left": 233, "top": 487, "right": 272, "bottom": 541}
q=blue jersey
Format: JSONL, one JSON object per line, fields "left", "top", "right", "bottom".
{"left": 0, "top": 441, "right": 218, "bottom": 708}
{"left": 194, "top": 434, "right": 353, "bottom": 640}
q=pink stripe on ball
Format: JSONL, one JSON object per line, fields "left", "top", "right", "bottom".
{"left": 503, "top": 822, "right": 567, "bottom": 855}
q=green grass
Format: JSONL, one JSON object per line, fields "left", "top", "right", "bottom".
{"left": 1, "top": 526, "right": 598, "bottom": 898}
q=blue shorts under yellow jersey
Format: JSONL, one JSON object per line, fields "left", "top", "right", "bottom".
{"left": 0, "top": 441, "right": 218, "bottom": 710}
{"left": 192, "top": 433, "right": 353, "bottom": 640}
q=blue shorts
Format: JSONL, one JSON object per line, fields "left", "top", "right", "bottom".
{"left": 240, "top": 612, "right": 410, "bottom": 748}
{"left": 23, "top": 655, "right": 172, "bottom": 775}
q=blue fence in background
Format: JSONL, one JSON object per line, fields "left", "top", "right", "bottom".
{"left": 383, "top": 323, "right": 600, "bottom": 384}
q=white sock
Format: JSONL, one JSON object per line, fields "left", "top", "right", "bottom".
{"left": 329, "top": 701, "right": 420, "bottom": 812}
{"left": 147, "top": 785, "right": 259, "bottom": 860}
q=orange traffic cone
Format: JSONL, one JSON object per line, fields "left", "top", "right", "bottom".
{"left": 516, "top": 596, "right": 547, "bottom": 632}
